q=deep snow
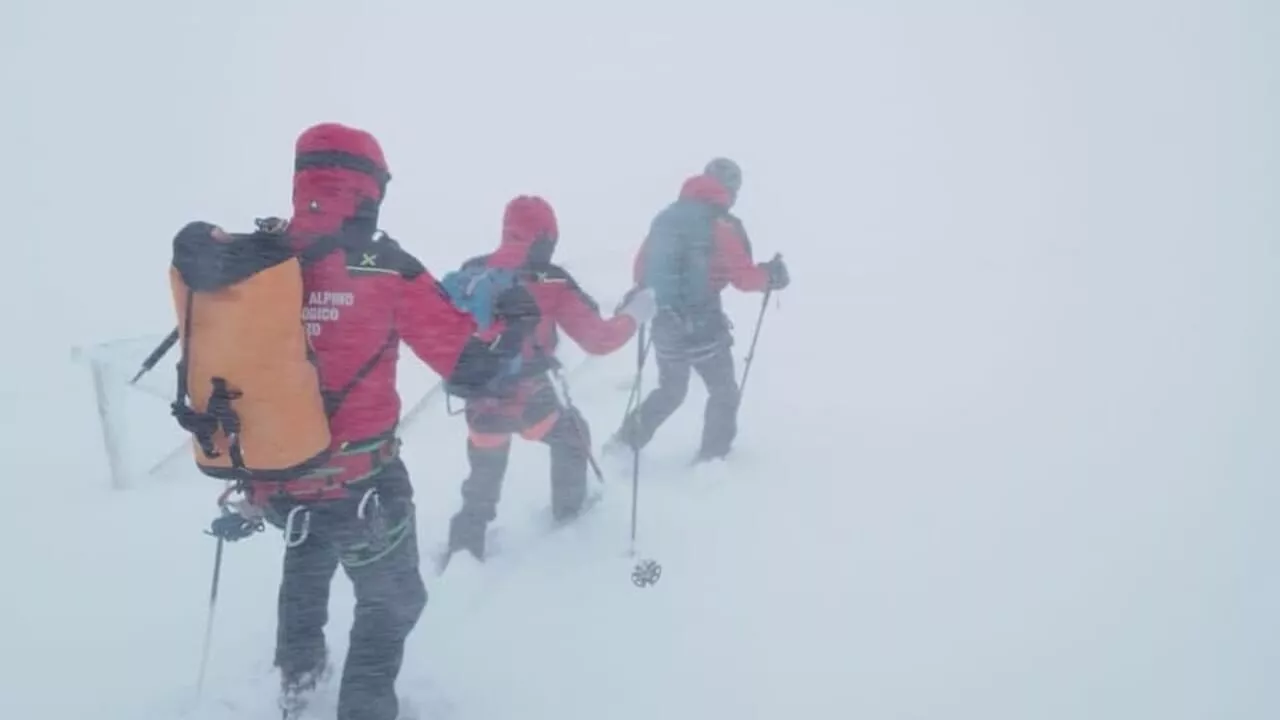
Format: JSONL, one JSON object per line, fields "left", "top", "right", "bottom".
{"left": 3, "top": 2, "right": 1278, "bottom": 719}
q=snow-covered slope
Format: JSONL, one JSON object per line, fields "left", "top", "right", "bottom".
{"left": 3, "top": 2, "right": 1278, "bottom": 719}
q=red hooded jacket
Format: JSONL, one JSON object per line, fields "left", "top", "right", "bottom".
{"left": 467, "top": 195, "right": 638, "bottom": 372}
{"left": 286, "top": 123, "right": 510, "bottom": 452}
{"left": 632, "top": 174, "right": 771, "bottom": 293}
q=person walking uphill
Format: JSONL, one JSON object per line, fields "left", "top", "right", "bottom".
{"left": 441, "top": 195, "right": 657, "bottom": 565}
{"left": 185, "top": 123, "right": 530, "bottom": 720}
{"left": 610, "top": 157, "right": 790, "bottom": 464}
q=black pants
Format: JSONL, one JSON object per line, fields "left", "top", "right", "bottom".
{"left": 450, "top": 376, "right": 590, "bottom": 556}
{"left": 621, "top": 312, "right": 741, "bottom": 457}
{"left": 268, "top": 458, "right": 427, "bottom": 720}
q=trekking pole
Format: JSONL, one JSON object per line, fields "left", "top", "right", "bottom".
{"left": 625, "top": 323, "right": 661, "bottom": 587}
{"left": 738, "top": 254, "right": 781, "bottom": 401}
{"left": 194, "top": 487, "right": 238, "bottom": 698}
{"left": 132, "top": 327, "right": 179, "bottom": 384}
{"left": 629, "top": 324, "right": 648, "bottom": 556}
{"left": 619, "top": 331, "right": 653, "bottom": 427}
{"left": 194, "top": 533, "right": 225, "bottom": 698}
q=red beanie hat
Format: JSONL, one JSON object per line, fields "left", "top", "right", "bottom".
{"left": 290, "top": 123, "right": 391, "bottom": 236}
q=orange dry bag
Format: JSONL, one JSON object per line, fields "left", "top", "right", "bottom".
{"left": 168, "top": 220, "right": 332, "bottom": 481}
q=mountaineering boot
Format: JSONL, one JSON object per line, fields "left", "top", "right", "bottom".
{"left": 599, "top": 435, "right": 637, "bottom": 479}
{"left": 551, "top": 476, "right": 605, "bottom": 527}
{"left": 446, "top": 508, "right": 487, "bottom": 562}
{"left": 279, "top": 647, "right": 332, "bottom": 719}
{"left": 604, "top": 426, "right": 638, "bottom": 455}
{"left": 693, "top": 441, "right": 734, "bottom": 463}
{"left": 602, "top": 433, "right": 632, "bottom": 469}
{"left": 691, "top": 445, "right": 731, "bottom": 465}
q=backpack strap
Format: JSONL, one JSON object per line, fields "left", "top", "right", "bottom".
{"left": 321, "top": 329, "right": 398, "bottom": 418}
{"left": 297, "top": 232, "right": 344, "bottom": 268}
{"left": 171, "top": 287, "right": 247, "bottom": 472}
{"left": 296, "top": 228, "right": 412, "bottom": 419}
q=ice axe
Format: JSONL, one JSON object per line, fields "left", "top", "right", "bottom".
{"left": 131, "top": 327, "right": 179, "bottom": 385}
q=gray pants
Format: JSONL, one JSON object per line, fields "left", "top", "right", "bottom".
{"left": 270, "top": 459, "right": 427, "bottom": 720}
{"left": 447, "top": 375, "right": 591, "bottom": 560}
{"left": 620, "top": 312, "right": 741, "bottom": 458}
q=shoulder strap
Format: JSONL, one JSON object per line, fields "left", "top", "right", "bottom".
{"left": 296, "top": 229, "right": 419, "bottom": 419}
{"left": 170, "top": 288, "right": 245, "bottom": 468}
{"left": 321, "top": 329, "right": 398, "bottom": 418}
{"left": 297, "top": 233, "right": 344, "bottom": 267}
{"left": 174, "top": 288, "right": 195, "bottom": 409}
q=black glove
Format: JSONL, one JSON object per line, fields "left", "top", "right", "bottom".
{"left": 762, "top": 255, "right": 789, "bottom": 290}
{"left": 207, "top": 508, "right": 264, "bottom": 542}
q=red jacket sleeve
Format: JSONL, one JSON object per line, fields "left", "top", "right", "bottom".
{"left": 556, "top": 284, "right": 637, "bottom": 356}
{"left": 713, "top": 219, "right": 771, "bottom": 292}
{"left": 396, "top": 271, "right": 479, "bottom": 378}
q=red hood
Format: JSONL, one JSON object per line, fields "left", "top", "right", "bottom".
{"left": 678, "top": 174, "right": 732, "bottom": 208}
{"left": 289, "top": 123, "right": 390, "bottom": 239}
{"left": 488, "top": 195, "right": 559, "bottom": 269}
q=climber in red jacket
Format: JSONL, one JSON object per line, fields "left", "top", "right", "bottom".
{"left": 251, "top": 122, "right": 526, "bottom": 720}
{"left": 443, "top": 195, "right": 657, "bottom": 565}
{"left": 612, "top": 157, "right": 789, "bottom": 464}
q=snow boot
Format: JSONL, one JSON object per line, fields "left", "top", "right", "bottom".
{"left": 552, "top": 482, "right": 601, "bottom": 527}
{"left": 604, "top": 429, "right": 634, "bottom": 454}
{"left": 602, "top": 430, "right": 640, "bottom": 473}
{"left": 278, "top": 649, "right": 332, "bottom": 719}
{"left": 446, "top": 509, "right": 487, "bottom": 562}
{"left": 691, "top": 445, "right": 731, "bottom": 465}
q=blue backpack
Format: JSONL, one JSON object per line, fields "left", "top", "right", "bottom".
{"left": 639, "top": 199, "right": 721, "bottom": 313}
{"left": 439, "top": 263, "right": 524, "bottom": 398}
